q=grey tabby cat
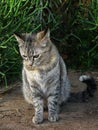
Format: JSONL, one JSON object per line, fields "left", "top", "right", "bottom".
{"left": 14, "top": 29, "right": 97, "bottom": 123}
{"left": 14, "top": 29, "right": 70, "bottom": 124}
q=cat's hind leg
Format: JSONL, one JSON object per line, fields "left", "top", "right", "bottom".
{"left": 59, "top": 57, "right": 71, "bottom": 105}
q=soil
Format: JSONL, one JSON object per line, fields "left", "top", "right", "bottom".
{"left": 0, "top": 70, "right": 98, "bottom": 130}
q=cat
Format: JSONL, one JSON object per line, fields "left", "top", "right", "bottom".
{"left": 14, "top": 29, "right": 97, "bottom": 124}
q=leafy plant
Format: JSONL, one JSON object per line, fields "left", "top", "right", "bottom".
{"left": 0, "top": 0, "right": 65, "bottom": 86}
{"left": 58, "top": 0, "right": 98, "bottom": 69}
{"left": 0, "top": 0, "right": 98, "bottom": 87}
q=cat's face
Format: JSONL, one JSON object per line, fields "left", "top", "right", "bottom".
{"left": 14, "top": 29, "right": 52, "bottom": 67}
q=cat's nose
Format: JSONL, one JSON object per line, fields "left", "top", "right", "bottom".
{"left": 28, "top": 61, "right": 33, "bottom": 66}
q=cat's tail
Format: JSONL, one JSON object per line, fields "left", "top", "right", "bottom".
{"left": 68, "top": 75, "right": 97, "bottom": 102}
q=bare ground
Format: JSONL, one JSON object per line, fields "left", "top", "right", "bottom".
{"left": 0, "top": 70, "right": 98, "bottom": 130}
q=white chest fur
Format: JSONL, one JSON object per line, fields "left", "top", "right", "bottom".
{"left": 24, "top": 62, "right": 60, "bottom": 92}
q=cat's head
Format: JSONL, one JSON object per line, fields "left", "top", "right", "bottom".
{"left": 14, "top": 29, "right": 52, "bottom": 67}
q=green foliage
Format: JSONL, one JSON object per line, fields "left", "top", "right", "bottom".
{"left": 57, "top": 0, "right": 98, "bottom": 69}
{"left": 0, "top": 0, "right": 64, "bottom": 86}
{"left": 0, "top": 0, "right": 98, "bottom": 87}
{"left": 77, "top": 0, "right": 98, "bottom": 69}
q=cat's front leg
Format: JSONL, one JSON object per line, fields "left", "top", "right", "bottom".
{"left": 32, "top": 97, "right": 44, "bottom": 124}
{"left": 48, "top": 95, "right": 59, "bottom": 122}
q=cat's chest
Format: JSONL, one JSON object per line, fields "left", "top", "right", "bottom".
{"left": 25, "top": 69, "right": 42, "bottom": 82}
{"left": 24, "top": 63, "right": 59, "bottom": 86}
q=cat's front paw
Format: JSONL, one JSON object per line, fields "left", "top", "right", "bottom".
{"left": 32, "top": 116, "right": 43, "bottom": 124}
{"left": 48, "top": 114, "right": 59, "bottom": 122}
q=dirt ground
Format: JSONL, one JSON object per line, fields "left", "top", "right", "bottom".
{"left": 0, "top": 70, "right": 98, "bottom": 130}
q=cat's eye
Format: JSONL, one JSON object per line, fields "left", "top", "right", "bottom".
{"left": 23, "top": 55, "right": 27, "bottom": 57}
{"left": 22, "top": 55, "right": 27, "bottom": 58}
{"left": 33, "top": 55, "right": 39, "bottom": 59}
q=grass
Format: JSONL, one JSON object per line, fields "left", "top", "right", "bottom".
{"left": 0, "top": 0, "right": 98, "bottom": 87}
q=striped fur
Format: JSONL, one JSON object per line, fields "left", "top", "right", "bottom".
{"left": 14, "top": 29, "right": 70, "bottom": 124}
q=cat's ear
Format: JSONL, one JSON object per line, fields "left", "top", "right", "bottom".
{"left": 37, "top": 31, "right": 45, "bottom": 40}
{"left": 14, "top": 33, "right": 26, "bottom": 46}
{"left": 37, "top": 28, "right": 50, "bottom": 41}
{"left": 44, "top": 28, "right": 50, "bottom": 39}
